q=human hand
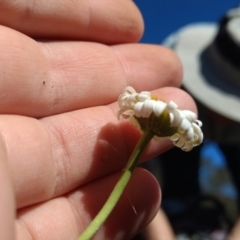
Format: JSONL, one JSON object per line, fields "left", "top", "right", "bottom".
{"left": 0, "top": 1, "right": 197, "bottom": 239}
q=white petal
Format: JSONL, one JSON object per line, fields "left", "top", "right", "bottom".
{"left": 153, "top": 101, "right": 166, "bottom": 116}
{"left": 166, "top": 101, "right": 178, "bottom": 110}
{"left": 141, "top": 100, "right": 154, "bottom": 117}
{"left": 133, "top": 102, "right": 144, "bottom": 117}
{"left": 178, "top": 118, "right": 191, "bottom": 133}
{"left": 124, "top": 86, "right": 136, "bottom": 94}
{"left": 173, "top": 136, "right": 185, "bottom": 148}
{"left": 170, "top": 133, "right": 180, "bottom": 141}
{"left": 170, "top": 110, "right": 183, "bottom": 126}
{"left": 125, "top": 94, "right": 137, "bottom": 107}
{"left": 182, "top": 110, "right": 197, "bottom": 121}
{"left": 193, "top": 124, "right": 204, "bottom": 145}
{"left": 184, "top": 127, "right": 194, "bottom": 141}
{"left": 137, "top": 92, "right": 151, "bottom": 102}
{"left": 195, "top": 120, "right": 203, "bottom": 127}
{"left": 182, "top": 142, "right": 194, "bottom": 151}
{"left": 169, "top": 113, "right": 174, "bottom": 123}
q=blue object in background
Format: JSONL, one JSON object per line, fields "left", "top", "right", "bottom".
{"left": 135, "top": 1, "right": 240, "bottom": 218}
{"left": 200, "top": 141, "right": 238, "bottom": 200}
{"left": 135, "top": 0, "right": 240, "bottom": 43}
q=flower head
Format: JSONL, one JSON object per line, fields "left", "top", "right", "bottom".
{"left": 118, "top": 86, "right": 203, "bottom": 151}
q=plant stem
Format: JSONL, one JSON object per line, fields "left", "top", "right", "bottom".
{"left": 77, "top": 130, "right": 154, "bottom": 240}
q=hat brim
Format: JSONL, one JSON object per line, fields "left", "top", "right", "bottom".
{"left": 164, "top": 23, "right": 240, "bottom": 122}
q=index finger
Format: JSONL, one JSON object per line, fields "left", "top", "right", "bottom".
{"left": 0, "top": 0, "right": 143, "bottom": 43}
{"left": 0, "top": 26, "right": 182, "bottom": 117}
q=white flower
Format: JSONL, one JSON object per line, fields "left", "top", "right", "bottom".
{"left": 118, "top": 86, "right": 203, "bottom": 151}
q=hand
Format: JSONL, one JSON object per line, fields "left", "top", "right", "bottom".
{"left": 0, "top": 1, "right": 196, "bottom": 239}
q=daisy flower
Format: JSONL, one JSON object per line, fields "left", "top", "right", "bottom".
{"left": 118, "top": 86, "right": 203, "bottom": 151}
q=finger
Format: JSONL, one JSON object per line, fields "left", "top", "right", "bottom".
{"left": 16, "top": 169, "right": 160, "bottom": 240}
{"left": 0, "top": 0, "right": 143, "bottom": 43}
{"left": 0, "top": 27, "right": 182, "bottom": 117}
{"left": 0, "top": 138, "right": 15, "bottom": 240}
{"left": 3, "top": 87, "right": 195, "bottom": 209}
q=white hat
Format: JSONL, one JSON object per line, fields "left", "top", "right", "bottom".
{"left": 163, "top": 6, "right": 240, "bottom": 122}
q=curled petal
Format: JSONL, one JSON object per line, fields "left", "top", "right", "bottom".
{"left": 118, "top": 109, "right": 135, "bottom": 119}
{"left": 125, "top": 94, "right": 137, "bottom": 107}
{"left": 184, "top": 126, "right": 194, "bottom": 141}
{"left": 137, "top": 92, "right": 151, "bottom": 102}
{"left": 178, "top": 118, "right": 191, "bottom": 133}
{"left": 169, "top": 110, "right": 182, "bottom": 126}
{"left": 181, "top": 110, "right": 197, "bottom": 122}
{"left": 171, "top": 134, "right": 185, "bottom": 148}
{"left": 123, "top": 86, "right": 136, "bottom": 95}
{"left": 193, "top": 123, "right": 204, "bottom": 145}
{"left": 170, "top": 133, "right": 180, "bottom": 142}
{"left": 195, "top": 120, "right": 203, "bottom": 127}
{"left": 118, "top": 94, "right": 136, "bottom": 109}
{"left": 182, "top": 142, "right": 195, "bottom": 151}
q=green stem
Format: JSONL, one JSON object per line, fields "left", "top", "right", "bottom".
{"left": 77, "top": 130, "right": 154, "bottom": 240}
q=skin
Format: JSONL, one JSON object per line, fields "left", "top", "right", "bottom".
{"left": 0, "top": 1, "right": 197, "bottom": 239}
{"left": 142, "top": 209, "right": 175, "bottom": 240}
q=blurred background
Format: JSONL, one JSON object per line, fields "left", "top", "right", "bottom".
{"left": 133, "top": 1, "right": 240, "bottom": 239}
{"left": 135, "top": 0, "right": 239, "bottom": 43}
